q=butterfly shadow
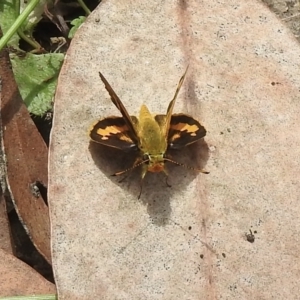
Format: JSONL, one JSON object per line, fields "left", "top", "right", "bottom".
{"left": 88, "top": 138, "right": 210, "bottom": 226}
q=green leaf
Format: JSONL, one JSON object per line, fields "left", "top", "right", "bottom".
{"left": 0, "top": 0, "right": 20, "bottom": 48}
{"left": 11, "top": 52, "right": 65, "bottom": 116}
{"left": 68, "top": 16, "right": 86, "bottom": 39}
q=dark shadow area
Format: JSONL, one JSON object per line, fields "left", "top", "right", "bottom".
{"left": 29, "top": 180, "right": 48, "bottom": 206}
{"left": 31, "top": 113, "right": 53, "bottom": 147}
{"left": 89, "top": 137, "right": 209, "bottom": 226}
{"left": 19, "top": 0, "right": 101, "bottom": 52}
{"left": 6, "top": 207, "right": 54, "bottom": 283}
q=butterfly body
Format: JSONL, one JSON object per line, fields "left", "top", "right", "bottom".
{"left": 89, "top": 68, "right": 208, "bottom": 196}
{"left": 137, "top": 104, "right": 167, "bottom": 175}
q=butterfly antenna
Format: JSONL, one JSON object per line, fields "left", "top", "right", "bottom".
{"left": 163, "top": 157, "right": 209, "bottom": 174}
{"left": 112, "top": 159, "right": 149, "bottom": 176}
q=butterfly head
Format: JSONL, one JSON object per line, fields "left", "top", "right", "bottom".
{"left": 142, "top": 152, "right": 166, "bottom": 173}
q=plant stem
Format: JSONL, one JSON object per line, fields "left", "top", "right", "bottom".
{"left": 0, "top": 0, "right": 41, "bottom": 52}
{"left": 77, "top": 0, "right": 91, "bottom": 15}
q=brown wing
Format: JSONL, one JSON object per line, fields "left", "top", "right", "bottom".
{"left": 90, "top": 116, "right": 138, "bottom": 152}
{"left": 167, "top": 114, "right": 206, "bottom": 149}
{"left": 163, "top": 66, "right": 189, "bottom": 138}
{"left": 99, "top": 72, "right": 139, "bottom": 144}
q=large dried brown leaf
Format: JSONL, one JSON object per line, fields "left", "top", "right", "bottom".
{"left": 0, "top": 46, "right": 51, "bottom": 263}
{"left": 0, "top": 249, "right": 55, "bottom": 297}
{"left": 49, "top": 1, "right": 300, "bottom": 299}
{"left": 0, "top": 189, "right": 12, "bottom": 253}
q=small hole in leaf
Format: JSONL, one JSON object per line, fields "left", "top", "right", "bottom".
{"left": 30, "top": 181, "right": 48, "bottom": 205}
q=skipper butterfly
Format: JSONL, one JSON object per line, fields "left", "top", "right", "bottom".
{"left": 90, "top": 68, "right": 208, "bottom": 198}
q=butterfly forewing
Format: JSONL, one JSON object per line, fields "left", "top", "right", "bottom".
{"left": 163, "top": 66, "right": 189, "bottom": 138}
{"left": 99, "top": 72, "right": 139, "bottom": 144}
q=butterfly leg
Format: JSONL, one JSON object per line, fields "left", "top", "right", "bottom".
{"left": 165, "top": 176, "right": 171, "bottom": 187}
{"left": 116, "top": 157, "right": 142, "bottom": 183}
{"left": 118, "top": 174, "right": 129, "bottom": 183}
{"left": 112, "top": 156, "right": 144, "bottom": 176}
{"left": 138, "top": 165, "right": 148, "bottom": 199}
{"left": 162, "top": 168, "right": 171, "bottom": 187}
{"left": 137, "top": 180, "right": 144, "bottom": 199}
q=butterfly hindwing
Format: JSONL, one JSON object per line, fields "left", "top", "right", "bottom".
{"left": 90, "top": 116, "right": 138, "bottom": 152}
{"left": 167, "top": 113, "right": 206, "bottom": 149}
